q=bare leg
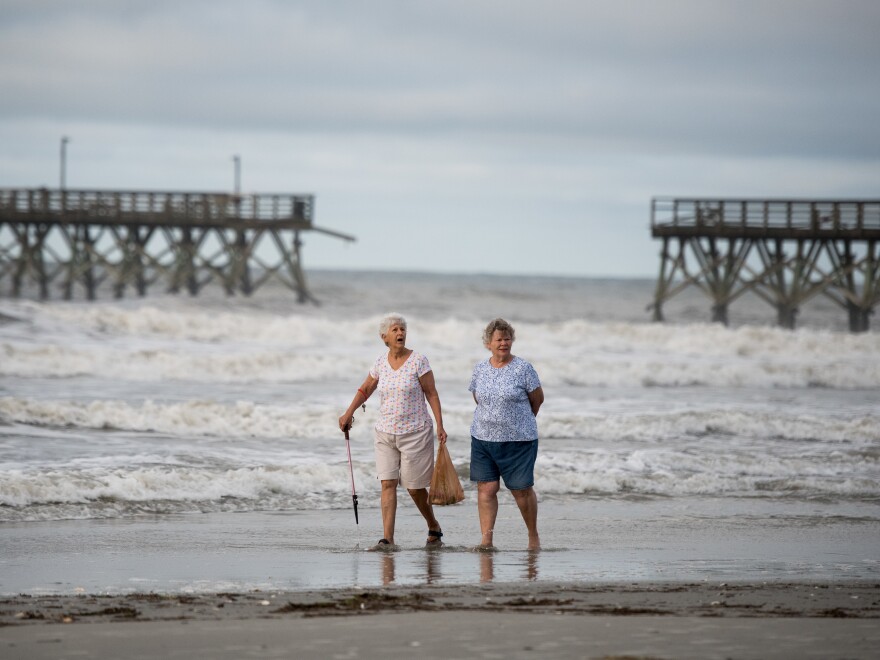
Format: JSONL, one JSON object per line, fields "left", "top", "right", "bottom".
{"left": 380, "top": 479, "right": 398, "bottom": 544}
{"left": 407, "top": 487, "right": 442, "bottom": 543}
{"left": 511, "top": 486, "right": 540, "bottom": 551}
{"left": 477, "top": 480, "right": 500, "bottom": 548}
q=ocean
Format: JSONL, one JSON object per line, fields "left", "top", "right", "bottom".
{"left": 1, "top": 270, "right": 878, "bottom": 593}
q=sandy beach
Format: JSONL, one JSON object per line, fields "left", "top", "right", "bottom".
{"left": 3, "top": 581, "right": 879, "bottom": 659}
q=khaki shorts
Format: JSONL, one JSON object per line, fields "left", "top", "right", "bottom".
{"left": 374, "top": 424, "right": 435, "bottom": 489}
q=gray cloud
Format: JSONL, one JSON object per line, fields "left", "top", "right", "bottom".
{"left": 2, "top": 0, "right": 878, "bottom": 158}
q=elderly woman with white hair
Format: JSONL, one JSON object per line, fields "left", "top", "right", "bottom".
{"left": 339, "top": 313, "right": 446, "bottom": 549}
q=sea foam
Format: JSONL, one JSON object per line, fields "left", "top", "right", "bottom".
{"left": 2, "top": 311, "right": 878, "bottom": 388}
{"left": 2, "top": 397, "right": 877, "bottom": 444}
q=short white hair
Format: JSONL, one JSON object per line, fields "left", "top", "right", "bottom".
{"left": 379, "top": 313, "right": 407, "bottom": 338}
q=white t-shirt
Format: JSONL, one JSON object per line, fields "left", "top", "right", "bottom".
{"left": 370, "top": 351, "right": 433, "bottom": 434}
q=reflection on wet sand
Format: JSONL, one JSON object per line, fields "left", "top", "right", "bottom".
{"left": 376, "top": 548, "right": 539, "bottom": 586}
{"left": 381, "top": 552, "right": 395, "bottom": 585}
{"left": 379, "top": 550, "right": 442, "bottom": 585}
{"left": 480, "top": 552, "right": 493, "bottom": 583}
{"left": 424, "top": 550, "right": 441, "bottom": 584}
{"left": 479, "top": 550, "right": 539, "bottom": 583}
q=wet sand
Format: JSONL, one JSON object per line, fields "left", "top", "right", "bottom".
{"left": 2, "top": 581, "right": 879, "bottom": 659}
{"left": 4, "top": 498, "right": 879, "bottom": 594}
{"left": 3, "top": 498, "right": 879, "bottom": 658}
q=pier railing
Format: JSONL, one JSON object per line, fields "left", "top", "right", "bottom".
{"left": 652, "top": 198, "right": 880, "bottom": 239}
{"left": 649, "top": 198, "right": 880, "bottom": 332}
{"left": 0, "top": 188, "right": 316, "bottom": 229}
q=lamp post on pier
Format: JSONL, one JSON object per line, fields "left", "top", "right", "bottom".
{"left": 231, "top": 154, "right": 248, "bottom": 293}
{"left": 60, "top": 136, "right": 70, "bottom": 190}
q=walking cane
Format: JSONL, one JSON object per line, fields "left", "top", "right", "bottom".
{"left": 343, "top": 424, "right": 359, "bottom": 525}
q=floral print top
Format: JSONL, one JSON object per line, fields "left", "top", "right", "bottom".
{"left": 370, "top": 351, "right": 433, "bottom": 434}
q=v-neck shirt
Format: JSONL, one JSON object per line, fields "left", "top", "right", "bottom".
{"left": 370, "top": 350, "right": 433, "bottom": 434}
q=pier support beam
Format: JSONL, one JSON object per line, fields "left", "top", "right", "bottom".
{"left": 776, "top": 304, "right": 798, "bottom": 330}
{"left": 237, "top": 230, "right": 252, "bottom": 296}
{"left": 651, "top": 238, "right": 669, "bottom": 322}
{"left": 11, "top": 224, "right": 29, "bottom": 298}
{"left": 848, "top": 306, "right": 871, "bottom": 333}
{"left": 711, "top": 303, "right": 729, "bottom": 326}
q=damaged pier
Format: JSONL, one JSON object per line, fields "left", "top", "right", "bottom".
{"left": 0, "top": 188, "right": 354, "bottom": 302}
{"left": 650, "top": 198, "right": 880, "bottom": 332}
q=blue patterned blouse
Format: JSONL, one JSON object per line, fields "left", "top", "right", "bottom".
{"left": 469, "top": 356, "right": 541, "bottom": 442}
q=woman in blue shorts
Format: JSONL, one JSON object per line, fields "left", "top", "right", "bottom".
{"left": 469, "top": 318, "right": 544, "bottom": 551}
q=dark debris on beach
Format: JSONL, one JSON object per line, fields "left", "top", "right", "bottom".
{"left": 2, "top": 582, "right": 879, "bottom": 627}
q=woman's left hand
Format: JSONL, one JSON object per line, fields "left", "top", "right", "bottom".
{"left": 436, "top": 426, "right": 447, "bottom": 444}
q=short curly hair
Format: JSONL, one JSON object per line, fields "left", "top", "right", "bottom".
{"left": 482, "top": 318, "right": 515, "bottom": 346}
{"left": 379, "top": 313, "right": 407, "bottom": 338}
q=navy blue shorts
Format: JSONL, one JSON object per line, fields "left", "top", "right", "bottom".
{"left": 470, "top": 437, "right": 538, "bottom": 491}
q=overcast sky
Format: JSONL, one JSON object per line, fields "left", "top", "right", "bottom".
{"left": 1, "top": 1, "right": 878, "bottom": 277}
